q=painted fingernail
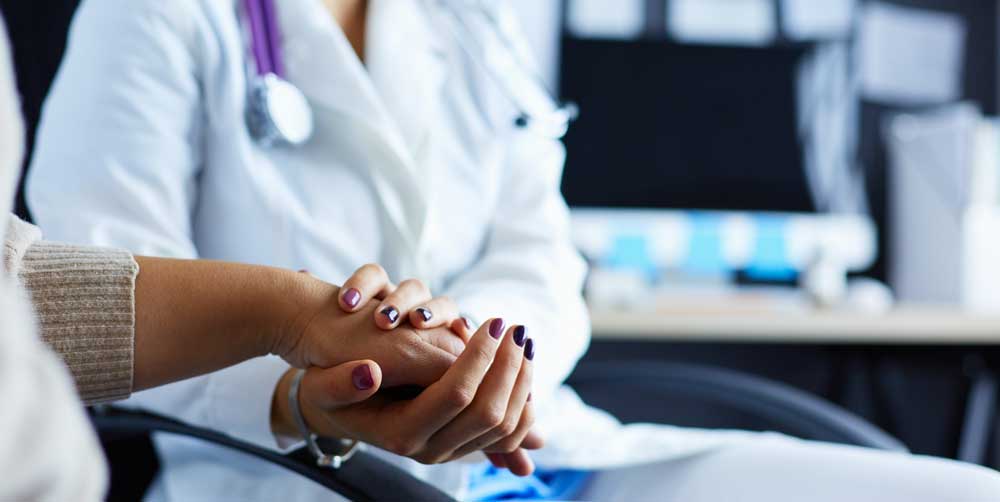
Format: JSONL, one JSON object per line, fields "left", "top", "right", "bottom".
{"left": 462, "top": 317, "right": 473, "bottom": 330}
{"left": 513, "top": 326, "right": 526, "bottom": 347}
{"left": 416, "top": 307, "right": 433, "bottom": 322}
{"left": 342, "top": 288, "right": 361, "bottom": 308}
{"left": 381, "top": 306, "right": 399, "bottom": 324}
{"left": 524, "top": 338, "right": 535, "bottom": 360}
{"left": 352, "top": 364, "right": 374, "bottom": 390}
{"left": 489, "top": 318, "right": 505, "bottom": 339}
{"left": 527, "top": 393, "right": 532, "bottom": 402}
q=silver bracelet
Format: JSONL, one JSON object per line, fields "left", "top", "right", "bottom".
{"left": 288, "top": 369, "right": 362, "bottom": 469}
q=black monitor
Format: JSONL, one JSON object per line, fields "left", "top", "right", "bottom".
{"left": 558, "top": 37, "right": 816, "bottom": 213}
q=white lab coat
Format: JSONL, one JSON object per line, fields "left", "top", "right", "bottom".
{"left": 27, "top": 0, "right": 749, "bottom": 499}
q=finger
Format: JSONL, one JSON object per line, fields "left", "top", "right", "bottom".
{"left": 407, "top": 296, "right": 459, "bottom": 330}
{"left": 375, "top": 279, "right": 432, "bottom": 329}
{"left": 486, "top": 453, "right": 507, "bottom": 469}
{"left": 483, "top": 402, "right": 535, "bottom": 455}
{"left": 500, "top": 449, "right": 535, "bottom": 477}
{"left": 519, "top": 430, "right": 545, "bottom": 450}
{"left": 339, "top": 263, "right": 395, "bottom": 312}
{"left": 398, "top": 318, "right": 507, "bottom": 443}
{"left": 420, "top": 324, "right": 526, "bottom": 461}
{"left": 450, "top": 326, "right": 531, "bottom": 458}
{"left": 450, "top": 317, "right": 475, "bottom": 344}
{"left": 300, "top": 360, "right": 382, "bottom": 409}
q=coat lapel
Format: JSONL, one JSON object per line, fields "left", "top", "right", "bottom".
{"left": 276, "top": 0, "right": 449, "bottom": 262}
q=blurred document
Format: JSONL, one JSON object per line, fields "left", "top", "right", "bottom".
{"left": 782, "top": 0, "right": 856, "bottom": 40}
{"left": 669, "top": 0, "right": 775, "bottom": 46}
{"left": 566, "top": 0, "right": 645, "bottom": 40}
{"left": 859, "top": 2, "right": 965, "bottom": 105}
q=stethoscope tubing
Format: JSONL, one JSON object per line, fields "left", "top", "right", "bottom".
{"left": 244, "top": 0, "right": 284, "bottom": 77}
{"left": 241, "top": 0, "right": 575, "bottom": 145}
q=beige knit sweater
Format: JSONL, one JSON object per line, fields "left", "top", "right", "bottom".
{"left": 4, "top": 214, "right": 138, "bottom": 404}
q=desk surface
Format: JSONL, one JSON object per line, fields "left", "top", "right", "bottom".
{"left": 589, "top": 306, "right": 1000, "bottom": 344}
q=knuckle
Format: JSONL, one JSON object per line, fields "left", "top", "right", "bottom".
{"left": 445, "top": 385, "right": 476, "bottom": 408}
{"left": 495, "top": 439, "right": 519, "bottom": 454}
{"left": 469, "top": 343, "right": 494, "bottom": 367}
{"left": 478, "top": 405, "right": 506, "bottom": 429}
{"left": 399, "top": 278, "right": 430, "bottom": 295}
{"left": 498, "top": 417, "right": 518, "bottom": 437}
{"left": 359, "top": 263, "right": 387, "bottom": 280}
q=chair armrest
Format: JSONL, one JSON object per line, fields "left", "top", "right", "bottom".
{"left": 90, "top": 407, "right": 456, "bottom": 502}
{"left": 568, "top": 361, "right": 907, "bottom": 452}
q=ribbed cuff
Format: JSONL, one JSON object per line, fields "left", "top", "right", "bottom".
{"left": 18, "top": 241, "right": 139, "bottom": 404}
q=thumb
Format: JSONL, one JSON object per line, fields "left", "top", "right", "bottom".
{"left": 301, "top": 360, "right": 382, "bottom": 409}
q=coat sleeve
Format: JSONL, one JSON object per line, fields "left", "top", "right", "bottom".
{"left": 27, "top": 0, "right": 291, "bottom": 450}
{"left": 438, "top": 4, "right": 591, "bottom": 403}
{"left": 441, "top": 130, "right": 590, "bottom": 404}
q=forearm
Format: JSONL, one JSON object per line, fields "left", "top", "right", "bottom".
{"left": 132, "top": 257, "right": 330, "bottom": 391}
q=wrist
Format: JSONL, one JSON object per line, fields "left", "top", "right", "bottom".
{"left": 265, "top": 269, "right": 339, "bottom": 366}
{"left": 271, "top": 368, "right": 300, "bottom": 441}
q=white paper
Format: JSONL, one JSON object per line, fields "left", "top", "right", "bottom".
{"left": 782, "top": 0, "right": 856, "bottom": 40}
{"left": 859, "top": 2, "right": 965, "bottom": 105}
{"left": 668, "top": 0, "right": 775, "bottom": 46}
{"left": 566, "top": 0, "right": 645, "bottom": 40}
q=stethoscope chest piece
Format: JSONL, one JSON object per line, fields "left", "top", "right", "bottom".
{"left": 246, "top": 73, "right": 314, "bottom": 147}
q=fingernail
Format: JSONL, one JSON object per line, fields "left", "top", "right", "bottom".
{"left": 342, "top": 288, "right": 361, "bottom": 308}
{"left": 527, "top": 392, "right": 532, "bottom": 402}
{"left": 416, "top": 307, "right": 433, "bottom": 322}
{"left": 381, "top": 306, "right": 399, "bottom": 324}
{"left": 489, "top": 318, "right": 505, "bottom": 339}
{"left": 462, "top": 317, "right": 473, "bottom": 330}
{"left": 524, "top": 338, "right": 535, "bottom": 360}
{"left": 512, "top": 326, "right": 526, "bottom": 347}
{"left": 352, "top": 364, "right": 374, "bottom": 390}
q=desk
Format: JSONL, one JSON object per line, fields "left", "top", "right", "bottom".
{"left": 587, "top": 305, "right": 1000, "bottom": 467}
{"left": 590, "top": 306, "right": 1000, "bottom": 344}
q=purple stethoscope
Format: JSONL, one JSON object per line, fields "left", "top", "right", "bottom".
{"left": 242, "top": 0, "right": 313, "bottom": 147}
{"left": 240, "top": 0, "right": 577, "bottom": 147}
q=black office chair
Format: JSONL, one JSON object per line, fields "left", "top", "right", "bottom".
{"left": 91, "top": 360, "right": 905, "bottom": 501}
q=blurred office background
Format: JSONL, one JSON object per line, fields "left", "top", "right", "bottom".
{"left": 4, "top": 0, "right": 1000, "bottom": 471}
{"left": 502, "top": 0, "right": 1000, "bottom": 469}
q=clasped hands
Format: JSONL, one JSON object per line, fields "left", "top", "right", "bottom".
{"left": 269, "top": 264, "right": 540, "bottom": 476}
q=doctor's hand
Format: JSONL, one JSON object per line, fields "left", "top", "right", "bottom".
{"left": 272, "top": 318, "right": 543, "bottom": 476}
{"left": 336, "top": 264, "right": 469, "bottom": 338}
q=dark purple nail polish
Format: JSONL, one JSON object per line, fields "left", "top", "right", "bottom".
{"left": 527, "top": 393, "right": 532, "bottom": 402}
{"left": 416, "top": 307, "right": 433, "bottom": 322}
{"left": 462, "top": 317, "right": 473, "bottom": 330}
{"left": 524, "top": 338, "right": 535, "bottom": 360}
{"left": 352, "top": 365, "right": 374, "bottom": 390}
{"left": 489, "top": 318, "right": 505, "bottom": 339}
{"left": 342, "top": 288, "right": 361, "bottom": 308}
{"left": 381, "top": 306, "right": 399, "bottom": 323}
{"left": 513, "top": 326, "right": 526, "bottom": 347}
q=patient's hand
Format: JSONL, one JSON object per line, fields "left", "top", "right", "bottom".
{"left": 271, "top": 272, "right": 465, "bottom": 388}
{"left": 273, "top": 318, "right": 542, "bottom": 476}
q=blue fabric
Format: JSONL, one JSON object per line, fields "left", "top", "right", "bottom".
{"left": 467, "top": 462, "right": 592, "bottom": 501}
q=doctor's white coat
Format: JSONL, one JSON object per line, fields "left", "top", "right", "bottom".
{"left": 28, "top": 0, "right": 747, "bottom": 499}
